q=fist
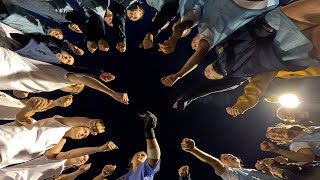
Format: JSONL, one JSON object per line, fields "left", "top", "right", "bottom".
{"left": 116, "top": 42, "right": 126, "bottom": 52}
{"left": 72, "top": 45, "right": 84, "bottom": 56}
{"left": 112, "top": 92, "right": 129, "bottom": 105}
{"left": 260, "top": 141, "right": 278, "bottom": 152}
{"left": 161, "top": 74, "right": 181, "bottom": 87}
{"left": 27, "top": 97, "right": 52, "bottom": 111}
{"left": 99, "top": 141, "right": 118, "bottom": 152}
{"left": 102, "top": 164, "right": 117, "bottom": 176}
{"left": 178, "top": 165, "right": 189, "bottom": 177}
{"left": 79, "top": 163, "right": 91, "bottom": 172}
{"left": 226, "top": 107, "right": 243, "bottom": 117}
{"left": 57, "top": 95, "right": 73, "bottom": 107}
{"left": 99, "top": 72, "right": 115, "bottom": 82}
{"left": 255, "top": 160, "right": 267, "bottom": 171}
{"left": 87, "top": 41, "right": 98, "bottom": 53}
{"left": 89, "top": 119, "right": 105, "bottom": 135}
{"left": 139, "top": 33, "right": 154, "bottom": 49}
{"left": 181, "top": 138, "right": 196, "bottom": 152}
{"left": 158, "top": 36, "right": 179, "bottom": 54}
{"left": 98, "top": 39, "right": 109, "bottom": 52}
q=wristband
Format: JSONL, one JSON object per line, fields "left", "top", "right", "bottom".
{"left": 145, "top": 129, "right": 155, "bottom": 139}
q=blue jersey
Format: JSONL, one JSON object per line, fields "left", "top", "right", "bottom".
{"left": 198, "top": 0, "right": 278, "bottom": 47}
{"left": 124, "top": 160, "right": 160, "bottom": 180}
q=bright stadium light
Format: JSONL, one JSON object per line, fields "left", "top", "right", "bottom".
{"left": 279, "top": 94, "right": 300, "bottom": 108}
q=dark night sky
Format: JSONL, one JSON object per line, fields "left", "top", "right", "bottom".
{"left": 1, "top": 1, "right": 319, "bottom": 179}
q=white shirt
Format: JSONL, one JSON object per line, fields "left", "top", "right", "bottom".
{"left": 0, "top": 116, "right": 71, "bottom": 168}
{"left": 233, "top": 0, "right": 276, "bottom": 10}
{"left": 0, "top": 156, "right": 66, "bottom": 180}
{"left": 0, "top": 91, "right": 25, "bottom": 120}
{"left": 0, "top": 47, "right": 75, "bottom": 92}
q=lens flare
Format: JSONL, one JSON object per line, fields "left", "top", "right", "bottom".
{"left": 279, "top": 94, "right": 300, "bottom": 108}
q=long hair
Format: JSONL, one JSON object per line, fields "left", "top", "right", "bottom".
{"left": 266, "top": 123, "right": 307, "bottom": 145}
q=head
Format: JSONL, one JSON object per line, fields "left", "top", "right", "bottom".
{"left": 13, "top": 90, "right": 29, "bottom": 98}
{"left": 191, "top": 35, "right": 200, "bottom": 50}
{"left": 47, "top": 28, "right": 64, "bottom": 40}
{"left": 65, "top": 126, "right": 90, "bottom": 140}
{"left": 129, "top": 151, "right": 148, "bottom": 170}
{"left": 220, "top": 154, "right": 242, "bottom": 168}
{"left": 55, "top": 51, "right": 74, "bottom": 65}
{"left": 266, "top": 124, "right": 306, "bottom": 144}
{"left": 277, "top": 107, "right": 309, "bottom": 122}
{"left": 66, "top": 155, "right": 89, "bottom": 167}
{"left": 126, "top": 7, "right": 144, "bottom": 21}
{"left": 203, "top": 64, "right": 224, "bottom": 80}
{"left": 104, "top": 9, "right": 113, "bottom": 27}
{"left": 60, "top": 84, "right": 85, "bottom": 94}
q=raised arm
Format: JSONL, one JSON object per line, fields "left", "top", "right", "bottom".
{"left": 138, "top": 111, "right": 161, "bottom": 168}
{"left": 66, "top": 73, "right": 129, "bottom": 105}
{"left": 54, "top": 117, "right": 105, "bottom": 135}
{"left": 260, "top": 141, "right": 315, "bottom": 163}
{"left": 15, "top": 97, "right": 53, "bottom": 125}
{"left": 140, "top": 1, "right": 179, "bottom": 49}
{"left": 50, "top": 141, "right": 118, "bottom": 160}
{"left": 181, "top": 138, "right": 225, "bottom": 176}
{"left": 113, "top": 2, "right": 127, "bottom": 52}
{"left": 161, "top": 39, "right": 210, "bottom": 87}
{"left": 57, "top": 164, "right": 91, "bottom": 180}
{"left": 178, "top": 165, "right": 191, "bottom": 180}
{"left": 93, "top": 164, "right": 117, "bottom": 180}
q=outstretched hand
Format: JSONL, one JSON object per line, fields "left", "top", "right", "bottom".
{"left": 102, "top": 164, "right": 117, "bottom": 177}
{"left": 260, "top": 141, "right": 279, "bottom": 152}
{"left": 158, "top": 36, "right": 179, "bottom": 54}
{"left": 139, "top": 33, "right": 154, "bottom": 49}
{"left": 79, "top": 163, "right": 91, "bottom": 172}
{"left": 116, "top": 42, "right": 126, "bottom": 52}
{"left": 112, "top": 92, "right": 129, "bottom": 105}
{"left": 56, "top": 95, "right": 73, "bottom": 107}
{"left": 89, "top": 119, "right": 105, "bottom": 135}
{"left": 226, "top": 107, "right": 243, "bottom": 117}
{"left": 181, "top": 138, "right": 196, "bottom": 152}
{"left": 27, "top": 97, "right": 53, "bottom": 111}
{"left": 99, "top": 141, "right": 118, "bottom": 152}
{"left": 178, "top": 165, "right": 190, "bottom": 177}
{"left": 99, "top": 72, "right": 115, "bottom": 82}
{"left": 161, "top": 73, "right": 181, "bottom": 87}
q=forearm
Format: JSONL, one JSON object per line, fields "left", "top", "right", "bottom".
{"left": 57, "top": 170, "right": 83, "bottom": 180}
{"left": 92, "top": 173, "right": 105, "bottom": 180}
{"left": 233, "top": 71, "right": 277, "bottom": 112}
{"left": 15, "top": 106, "right": 36, "bottom": 125}
{"left": 113, "top": 3, "right": 126, "bottom": 43}
{"left": 179, "top": 173, "right": 191, "bottom": 180}
{"left": 148, "top": 1, "right": 178, "bottom": 36}
{"left": 67, "top": 73, "right": 115, "bottom": 96}
{"left": 189, "top": 148, "right": 225, "bottom": 175}
{"left": 44, "top": 138, "right": 67, "bottom": 159}
{"left": 273, "top": 148, "right": 315, "bottom": 162}
{"left": 54, "top": 116, "right": 92, "bottom": 127}
{"left": 56, "top": 146, "right": 100, "bottom": 160}
{"left": 177, "top": 44, "right": 209, "bottom": 78}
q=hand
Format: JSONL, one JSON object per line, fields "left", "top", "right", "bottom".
{"left": 102, "top": 164, "right": 117, "bottom": 177}
{"left": 139, "top": 33, "right": 154, "bottom": 49}
{"left": 89, "top": 119, "right": 105, "bottom": 135}
{"left": 273, "top": 156, "right": 288, "bottom": 164}
{"left": 263, "top": 158, "right": 276, "bottom": 168}
{"left": 99, "top": 141, "right": 118, "bottom": 152}
{"left": 87, "top": 41, "right": 98, "bottom": 53}
{"left": 13, "top": 90, "right": 29, "bottom": 98}
{"left": 255, "top": 160, "right": 267, "bottom": 171}
{"left": 226, "top": 107, "right": 243, "bottom": 117}
{"left": 27, "top": 97, "right": 53, "bottom": 111}
{"left": 98, "top": 39, "right": 109, "bottom": 52}
{"left": 99, "top": 72, "right": 115, "bottom": 82}
{"left": 69, "top": 44, "right": 84, "bottom": 56}
{"left": 260, "top": 141, "right": 279, "bottom": 152}
{"left": 79, "top": 163, "right": 91, "bottom": 172}
{"left": 68, "top": 23, "right": 83, "bottom": 33}
{"left": 178, "top": 165, "right": 189, "bottom": 177}
{"left": 158, "top": 36, "right": 179, "bottom": 54}
{"left": 112, "top": 92, "right": 129, "bottom": 105}
{"left": 116, "top": 42, "right": 126, "bottom": 52}
{"left": 161, "top": 73, "right": 181, "bottom": 87}
{"left": 181, "top": 138, "right": 196, "bottom": 152}
{"left": 56, "top": 95, "right": 73, "bottom": 107}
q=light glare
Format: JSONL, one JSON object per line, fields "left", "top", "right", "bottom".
{"left": 279, "top": 94, "right": 300, "bottom": 108}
